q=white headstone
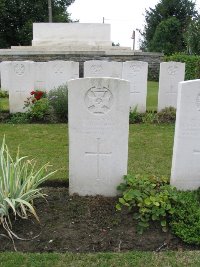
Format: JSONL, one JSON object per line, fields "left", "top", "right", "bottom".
{"left": 34, "top": 62, "right": 47, "bottom": 91}
{"left": 158, "top": 62, "right": 185, "bottom": 111}
{"left": 84, "top": 60, "right": 122, "bottom": 78}
{"left": 122, "top": 61, "right": 148, "bottom": 113}
{"left": 1, "top": 61, "right": 11, "bottom": 91}
{"left": 46, "top": 61, "right": 79, "bottom": 92}
{"left": 9, "top": 61, "right": 34, "bottom": 113}
{"left": 68, "top": 77, "right": 130, "bottom": 196}
{"left": 171, "top": 79, "right": 200, "bottom": 190}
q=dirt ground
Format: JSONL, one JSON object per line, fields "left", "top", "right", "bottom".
{"left": 0, "top": 187, "right": 199, "bottom": 253}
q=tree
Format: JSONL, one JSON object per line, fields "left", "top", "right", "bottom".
{"left": 186, "top": 16, "right": 200, "bottom": 55}
{"left": 141, "top": 0, "right": 197, "bottom": 54}
{"left": 0, "top": 0, "right": 75, "bottom": 48}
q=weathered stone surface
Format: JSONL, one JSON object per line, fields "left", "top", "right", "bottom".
{"left": 1, "top": 61, "right": 11, "bottom": 91}
{"left": 84, "top": 60, "right": 122, "bottom": 78}
{"left": 46, "top": 61, "right": 79, "bottom": 92}
{"left": 68, "top": 77, "right": 130, "bottom": 196}
{"left": 32, "top": 23, "right": 112, "bottom": 47}
{"left": 9, "top": 61, "right": 34, "bottom": 113}
{"left": 122, "top": 61, "right": 148, "bottom": 112}
{"left": 33, "top": 62, "right": 47, "bottom": 91}
{"left": 171, "top": 79, "right": 200, "bottom": 190}
{"left": 0, "top": 52, "right": 163, "bottom": 81}
{"left": 158, "top": 62, "right": 185, "bottom": 111}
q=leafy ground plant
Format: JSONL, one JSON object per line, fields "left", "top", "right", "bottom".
{"left": 170, "top": 189, "right": 200, "bottom": 245}
{"left": 0, "top": 136, "right": 56, "bottom": 250}
{"left": 116, "top": 174, "right": 179, "bottom": 234}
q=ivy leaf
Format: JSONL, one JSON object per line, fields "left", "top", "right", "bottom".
{"left": 152, "top": 214, "right": 158, "bottom": 221}
{"left": 116, "top": 204, "right": 121, "bottom": 211}
{"left": 144, "top": 198, "right": 151, "bottom": 206}
{"left": 161, "top": 220, "right": 167, "bottom": 227}
{"left": 119, "top": 198, "right": 126, "bottom": 205}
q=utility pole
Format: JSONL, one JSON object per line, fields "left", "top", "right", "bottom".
{"left": 48, "top": 0, "right": 52, "bottom": 22}
{"left": 131, "top": 30, "right": 135, "bottom": 51}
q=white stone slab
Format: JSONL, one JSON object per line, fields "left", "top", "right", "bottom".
{"left": 68, "top": 77, "right": 130, "bottom": 196}
{"left": 158, "top": 62, "right": 185, "bottom": 111}
{"left": 46, "top": 61, "right": 79, "bottom": 92}
{"left": 32, "top": 23, "right": 112, "bottom": 47}
{"left": 33, "top": 62, "right": 48, "bottom": 91}
{"left": 11, "top": 45, "right": 131, "bottom": 52}
{"left": 84, "top": 60, "right": 122, "bottom": 78}
{"left": 171, "top": 79, "right": 200, "bottom": 190}
{"left": 122, "top": 61, "right": 148, "bottom": 112}
{"left": 9, "top": 61, "right": 34, "bottom": 113}
{"left": 1, "top": 61, "right": 11, "bottom": 91}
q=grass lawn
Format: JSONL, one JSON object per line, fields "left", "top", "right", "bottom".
{"left": 0, "top": 97, "right": 9, "bottom": 111}
{"left": 147, "top": 81, "right": 159, "bottom": 111}
{"left": 1, "top": 251, "right": 200, "bottom": 267}
{"left": 0, "top": 123, "right": 174, "bottom": 181}
{"left": 0, "top": 81, "right": 159, "bottom": 112}
{"left": 0, "top": 123, "right": 200, "bottom": 265}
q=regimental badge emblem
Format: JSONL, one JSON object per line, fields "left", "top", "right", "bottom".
{"left": 53, "top": 63, "right": 64, "bottom": 74}
{"left": 85, "top": 86, "right": 113, "bottom": 114}
{"left": 129, "top": 63, "right": 142, "bottom": 74}
{"left": 14, "top": 63, "right": 25, "bottom": 76}
{"left": 90, "top": 64, "right": 103, "bottom": 75}
{"left": 167, "top": 65, "right": 178, "bottom": 75}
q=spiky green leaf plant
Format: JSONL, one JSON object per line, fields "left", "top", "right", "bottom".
{"left": 0, "top": 136, "right": 57, "bottom": 249}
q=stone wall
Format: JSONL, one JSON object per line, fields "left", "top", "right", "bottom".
{"left": 0, "top": 51, "right": 163, "bottom": 81}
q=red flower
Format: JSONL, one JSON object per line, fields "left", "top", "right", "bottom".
{"left": 34, "top": 91, "right": 43, "bottom": 100}
{"left": 30, "top": 91, "right": 35, "bottom": 95}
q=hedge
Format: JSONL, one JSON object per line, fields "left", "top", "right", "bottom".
{"left": 165, "top": 53, "right": 200, "bottom": 80}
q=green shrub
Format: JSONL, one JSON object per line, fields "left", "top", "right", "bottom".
{"left": 129, "top": 108, "right": 175, "bottom": 124}
{"left": 165, "top": 53, "right": 200, "bottom": 80}
{"left": 26, "top": 98, "right": 50, "bottom": 121}
{"left": 157, "top": 107, "right": 176, "bottom": 123}
{"left": 0, "top": 136, "right": 56, "bottom": 249}
{"left": 142, "top": 111, "right": 158, "bottom": 124}
{"left": 0, "top": 90, "right": 9, "bottom": 98}
{"left": 7, "top": 113, "right": 30, "bottom": 124}
{"left": 116, "top": 174, "right": 179, "bottom": 234}
{"left": 170, "top": 190, "right": 200, "bottom": 245}
{"left": 48, "top": 84, "right": 68, "bottom": 121}
{"left": 129, "top": 107, "right": 143, "bottom": 124}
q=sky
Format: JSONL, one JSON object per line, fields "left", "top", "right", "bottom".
{"left": 68, "top": 0, "right": 200, "bottom": 50}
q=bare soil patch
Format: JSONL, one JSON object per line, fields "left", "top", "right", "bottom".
{"left": 0, "top": 187, "right": 199, "bottom": 252}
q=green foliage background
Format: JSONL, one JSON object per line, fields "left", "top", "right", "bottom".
{"left": 165, "top": 53, "right": 200, "bottom": 80}
{"left": 0, "top": 0, "right": 75, "bottom": 48}
{"left": 141, "top": 0, "right": 197, "bottom": 55}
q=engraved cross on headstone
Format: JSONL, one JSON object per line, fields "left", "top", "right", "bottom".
{"left": 131, "top": 91, "right": 141, "bottom": 94}
{"left": 85, "top": 138, "right": 112, "bottom": 181}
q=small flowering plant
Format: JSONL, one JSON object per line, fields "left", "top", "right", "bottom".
{"left": 24, "top": 89, "right": 49, "bottom": 121}
{"left": 24, "top": 90, "right": 47, "bottom": 107}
